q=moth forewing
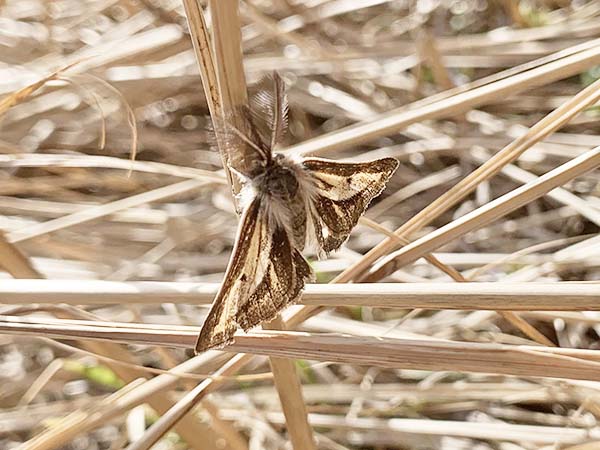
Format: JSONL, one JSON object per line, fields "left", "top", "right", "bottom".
{"left": 236, "top": 224, "right": 312, "bottom": 331}
{"left": 195, "top": 198, "right": 265, "bottom": 351}
{"left": 303, "top": 157, "right": 399, "bottom": 201}
{"left": 302, "top": 157, "right": 399, "bottom": 253}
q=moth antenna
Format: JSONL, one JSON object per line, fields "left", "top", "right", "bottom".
{"left": 270, "top": 72, "right": 288, "bottom": 150}
{"left": 222, "top": 117, "right": 270, "bottom": 162}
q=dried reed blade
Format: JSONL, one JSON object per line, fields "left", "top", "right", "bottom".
{"left": 340, "top": 74, "right": 600, "bottom": 283}
{"left": 289, "top": 40, "right": 600, "bottom": 156}
{"left": 366, "top": 145, "right": 600, "bottom": 280}
{"left": 0, "top": 62, "right": 79, "bottom": 116}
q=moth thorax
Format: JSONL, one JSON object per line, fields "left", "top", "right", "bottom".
{"left": 264, "top": 164, "right": 299, "bottom": 200}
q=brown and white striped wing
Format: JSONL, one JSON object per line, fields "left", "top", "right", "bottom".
{"left": 195, "top": 197, "right": 312, "bottom": 353}
{"left": 302, "top": 157, "right": 399, "bottom": 253}
{"left": 235, "top": 223, "right": 312, "bottom": 332}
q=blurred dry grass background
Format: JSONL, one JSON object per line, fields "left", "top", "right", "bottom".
{"left": 2, "top": 0, "right": 600, "bottom": 449}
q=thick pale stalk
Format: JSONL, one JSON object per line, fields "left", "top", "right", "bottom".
{"left": 1, "top": 280, "right": 599, "bottom": 310}
{"left": 5, "top": 316, "right": 600, "bottom": 382}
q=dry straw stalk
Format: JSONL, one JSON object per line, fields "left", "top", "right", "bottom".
{"left": 0, "top": 279, "right": 598, "bottom": 310}
{"left": 5, "top": 315, "right": 600, "bottom": 382}
{"left": 367, "top": 145, "right": 600, "bottom": 280}
{"left": 3, "top": 2, "right": 600, "bottom": 450}
{"left": 127, "top": 2, "right": 316, "bottom": 450}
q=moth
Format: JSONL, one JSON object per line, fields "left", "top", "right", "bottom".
{"left": 195, "top": 73, "right": 398, "bottom": 352}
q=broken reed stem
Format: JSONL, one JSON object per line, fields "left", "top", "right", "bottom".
{"left": 3, "top": 280, "right": 600, "bottom": 310}
{"left": 6, "top": 316, "right": 600, "bottom": 382}
{"left": 135, "top": 2, "right": 315, "bottom": 450}
{"left": 0, "top": 61, "right": 80, "bottom": 116}
{"left": 366, "top": 145, "right": 600, "bottom": 280}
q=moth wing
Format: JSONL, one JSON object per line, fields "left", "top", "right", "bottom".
{"left": 248, "top": 72, "right": 289, "bottom": 150}
{"left": 236, "top": 224, "right": 312, "bottom": 331}
{"left": 210, "top": 106, "right": 272, "bottom": 179}
{"left": 302, "top": 157, "right": 398, "bottom": 253}
{"left": 195, "top": 197, "right": 313, "bottom": 352}
{"left": 195, "top": 198, "right": 266, "bottom": 352}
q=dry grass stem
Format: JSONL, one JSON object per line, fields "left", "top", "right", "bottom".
{"left": 367, "top": 145, "right": 600, "bottom": 280}
{"left": 3, "top": 3, "right": 600, "bottom": 449}
{"left": 341, "top": 75, "right": 600, "bottom": 283}
{"left": 1, "top": 279, "right": 599, "bottom": 310}
{"left": 6, "top": 315, "right": 600, "bottom": 381}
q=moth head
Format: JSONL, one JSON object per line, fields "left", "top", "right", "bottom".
{"left": 229, "top": 155, "right": 268, "bottom": 182}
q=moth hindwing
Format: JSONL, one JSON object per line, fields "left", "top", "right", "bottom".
{"left": 195, "top": 73, "right": 398, "bottom": 352}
